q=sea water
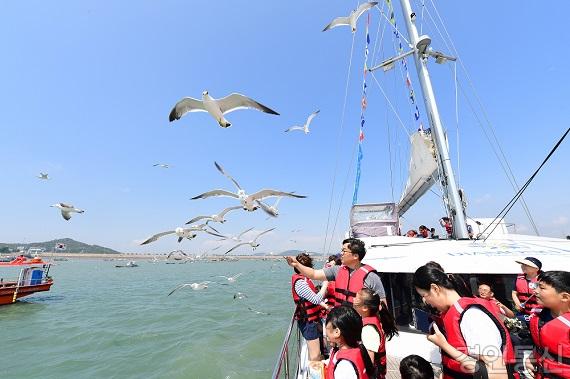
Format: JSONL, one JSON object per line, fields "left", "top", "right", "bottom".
{"left": 0, "top": 259, "right": 294, "bottom": 378}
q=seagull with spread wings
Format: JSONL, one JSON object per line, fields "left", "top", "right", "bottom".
{"left": 169, "top": 90, "right": 279, "bottom": 128}
{"left": 140, "top": 224, "right": 225, "bottom": 245}
{"left": 51, "top": 203, "right": 84, "bottom": 221}
{"left": 37, "top": 173, "right": 49, "bottom": 180}
{"left": 257, "top": 197, "right": 284, "bottom": 218}
{"left": 217, "top": 273, "right": 243, "bottom": 283}
{"left": 191, "top": 162, "right": 306, "bottom": 214}
{"left": 224, "top": 228, "right": 275, "bottom": 255}
{"left": 185, "top": 205, "right": 242, "bottom": 225}
{"left": 167, "top": 281, "right": 211, "bottom": 296}
{"left": 323, "top": 2, "right": 378, "bottom": 33}
{"left": 285, "top": 110, "right": 320, "bottom": 134}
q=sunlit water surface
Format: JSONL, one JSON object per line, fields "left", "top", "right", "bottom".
{"left": 0, "top": 259, "right": 293, "bottom": 379}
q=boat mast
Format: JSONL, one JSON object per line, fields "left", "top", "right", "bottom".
{"left": 398, "top": 0, "right": 469, "bottom": 239}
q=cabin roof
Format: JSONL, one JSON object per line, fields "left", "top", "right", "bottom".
{"left": 360, "top": 234, "right": 570, "bottom": 274}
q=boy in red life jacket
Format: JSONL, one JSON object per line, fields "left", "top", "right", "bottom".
{"left": 527, "top": 271, "right": 570, "bottom": 379}
{"left": 291, "top": 252, "right": 329, "bottom": 361}
{"left": 478, "top": 283, "right": 515, "bottom": 319}
{"left": 285, "top": 238, "right": 387, "bottom": 309}
{"left": 439, "top": 217, "right": 453, "bottom": 239}
{"left": 512, "top": 257, "right": 543, "bottom": 324}
{"left": 353, "top": 288, "right": 399, "bottom": 379}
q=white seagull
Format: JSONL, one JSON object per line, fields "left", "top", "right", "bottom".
{"left": 185, "top": 205, "right": 242, "bottom": 225}
{"left": 169, "top": 90, "right": 279, "bottom": 128}
{"left": 217, "top": 273, "right": 243, "bottom": 283}
{"left": 191, "top": 162, "right": 306, "bottom": 214}
{"left": 284, "top": 110, "right": 320, "bottom": 134}
{"left": 37, "top": 173, "right": 49, "bottom": 180}
{"left": 217, "top": 227, "right": 255, "bottom": 243}
{"left": 140, "top": 224, "right": 225, "bottom": 245}
{"left": 51, "top": 203, "right": 84, "bottom": 221}
{"left": 224, "top": 228, "right": 275, "bottom": 255}
{"left": 323, "top": 2, "right": 378, "bottom": 33}
{"left": 167, "top": 281, "right": 211, "bottom": 296}
{"left": 167, "top": 250, "right": 188, "bottom": 259}
{"left": 153, "top": 163, "right": 171, "bottom": 169}
{"left": 257, "top": 197, "right": 283, "bottom": 218}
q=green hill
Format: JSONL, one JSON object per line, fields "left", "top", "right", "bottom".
{"left": 0, "top": 238, "right": 120, "bottom": 254}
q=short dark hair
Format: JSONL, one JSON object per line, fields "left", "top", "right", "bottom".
{"left": 400, "top": 355, "right": 434, "bottom": 379}
{"left": 342, "top": 238, "right": 366, "bottom": 260}
{"left": 538, "top": 271, "right": 570, "bottom": 294}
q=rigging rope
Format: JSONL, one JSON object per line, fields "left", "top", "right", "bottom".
{"left": 322, "top": 17, "right": 358, "bottom": 256}
{"left": 425, "top": 0, "right": 540, "bottom": 235}
{"left": 352, "top": 14, "right": 371, "bottom": 205}
{"left": 478, "top": 128, "right": 569, "bottom": 241}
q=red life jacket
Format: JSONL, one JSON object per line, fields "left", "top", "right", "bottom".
{"left": 326, "top": 347, "right": 370, "bottom": 379}
{"left": 362, "top": 316, "right": 387, "bottom": 379}
{"left": 440, "top": 297, "right": 517, "bottom": 379}
{"left": 530, "top": 312, "right": 570, "bottom": 379}
{"left": 334, "top": 264, "right": 377, "bottom": 307}
{"left": 515, "top": 274, "right": 542, "bottom": 315}
{"left": 319, "top": 281, "right": 337, "bottom": 319}
{"left": 291, "top": 274, "right": 321, "bottom": 322}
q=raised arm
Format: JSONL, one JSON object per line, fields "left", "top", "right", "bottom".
{"left": 285, "top": 256, "right": 327, "bottom": 281}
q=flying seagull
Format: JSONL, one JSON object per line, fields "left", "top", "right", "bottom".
{"left": 140, "top": 224, "right": 225, "bottom": 245}
{"left": 185, "top": 205, "right": 242, "bottom": 225}
{"left": 37, "top": 173, "right": 49, "bottom": 180}
{"left": 167, "top": 281, "right": 210, "bottom": 296}
{"left": 247, "top": 306, "right": 270, "bottom": 316}
{"left": 167, "top": 250, "right": 188, "bottom": 259}
{"left": 169, "top": 90, "right": 279, "bottom": 128}
{"left": 257, "top": 197, "right": 283, "bottom": 218}
{"left": 224, "top": 228, "right": 275, "bottom": 255}
{"left": 217, "top": 227, "right": 255, "bottom": 243}
{"left": 153, "top": 163, "right": 171, "bottom": 169}
{"left": 285, "top": 110, "right": 320, "bottom": 134}
{"left": 51, "top": 203, "right": 84, "bottom": 221}
{"left": 217, "top": 273, "right": 243, "bottom": 283}
{"left": 191, "top": 162, "right": 306, "bottom": 214}
{"left": 323, "top": 2, "right": 378, "bottom": 33}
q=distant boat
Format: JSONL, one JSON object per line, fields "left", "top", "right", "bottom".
{"left": 115, "top": 261, "right": 138, "bottom": 268}
{"left": 0, "top": 256, "right": 54, "bottom": 305}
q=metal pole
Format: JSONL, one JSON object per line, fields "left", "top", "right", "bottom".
{"left": 398, "top": 0, "right": 469, "bottom": 239}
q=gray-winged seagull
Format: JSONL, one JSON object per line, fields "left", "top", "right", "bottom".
{"left": 169, "top": 90, "right": 279, "bottom": 128}
{"left": 285, "top": 110, "right": 320, "bottom": 134}
{"left": 51, "top": 203, "right": 84, "bottom": 221}
{"left": 224, "top": 227, "right": 275, "bottom": 255}
{"left": 191, "top": 162, "right": 306, "bottom": 213}
{"left": 323, "top": 2, "right": 378, "bottom": 33}
{"left": 140, "top": 224, "right": 225, "bottom": 245}
{"left": 167, "top": 281, "right": 211, "bottom": 296}
{"left": 185, "top": 205, "right": 242, "bottom": 225}
{"left": 153, "top": 163, "right": 171, "bottom": 169}
{"left": 37, "top": 173, "right": 49, "bottom": 180}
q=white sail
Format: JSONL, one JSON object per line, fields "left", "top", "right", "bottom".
{"left": 398, "top": 131, "right": 439, "bottom": 216}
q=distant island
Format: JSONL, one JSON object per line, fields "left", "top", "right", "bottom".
{"left": 0, "top": 238, "right": 120, "bottom": 255}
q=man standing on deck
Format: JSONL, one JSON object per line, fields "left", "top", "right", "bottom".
{"left": 285, "top": 238, "right": 386, "bottom": 308}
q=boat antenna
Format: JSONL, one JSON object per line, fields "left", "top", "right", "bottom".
{"left": 396, "top": 0, "right": 469, "bottom": 239}
{"left": 476, "top": 128, "right": 569, "bottom": 241}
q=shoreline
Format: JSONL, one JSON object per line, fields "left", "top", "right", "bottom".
{"left": 30, "top": 253, "right": 285, "bottom": 261}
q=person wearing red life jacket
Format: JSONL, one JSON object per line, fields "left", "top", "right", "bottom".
{"left": 286, "top": 238, "right": 386, "bottom": 309}
{"left": 325, "top": 306, "right": 374, "bottom": 379}
{"left": 291, "top": 252, "right": 329, "bottom": 361}
{"left": 512, "top": 257, "right": 543, "bottom": 323}
{"left": 321, "top": 255, "right": 342, "bottom": 317}
{"left": 527, "top": 271, "right": 570, "bottom": 379}
{"left": 479, "top": 283, "right": 515, "bottom": 319}
{"left": 353, "top": 288, "right": 399, "bottom": 379}
{"left": 413, "top": 264, "right": 517, "bottom": 379}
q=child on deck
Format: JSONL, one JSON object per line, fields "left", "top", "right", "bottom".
{"left": 353, "top": 288, "right": 399, "bottom": 379}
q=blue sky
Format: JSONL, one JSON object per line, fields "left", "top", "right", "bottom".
{"left": 1, "top": 0, "right": 568, "bottom": 255}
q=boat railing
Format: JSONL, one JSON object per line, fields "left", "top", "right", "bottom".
{"left": 272, "top": 311, "right": 303, "bottom": 379}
